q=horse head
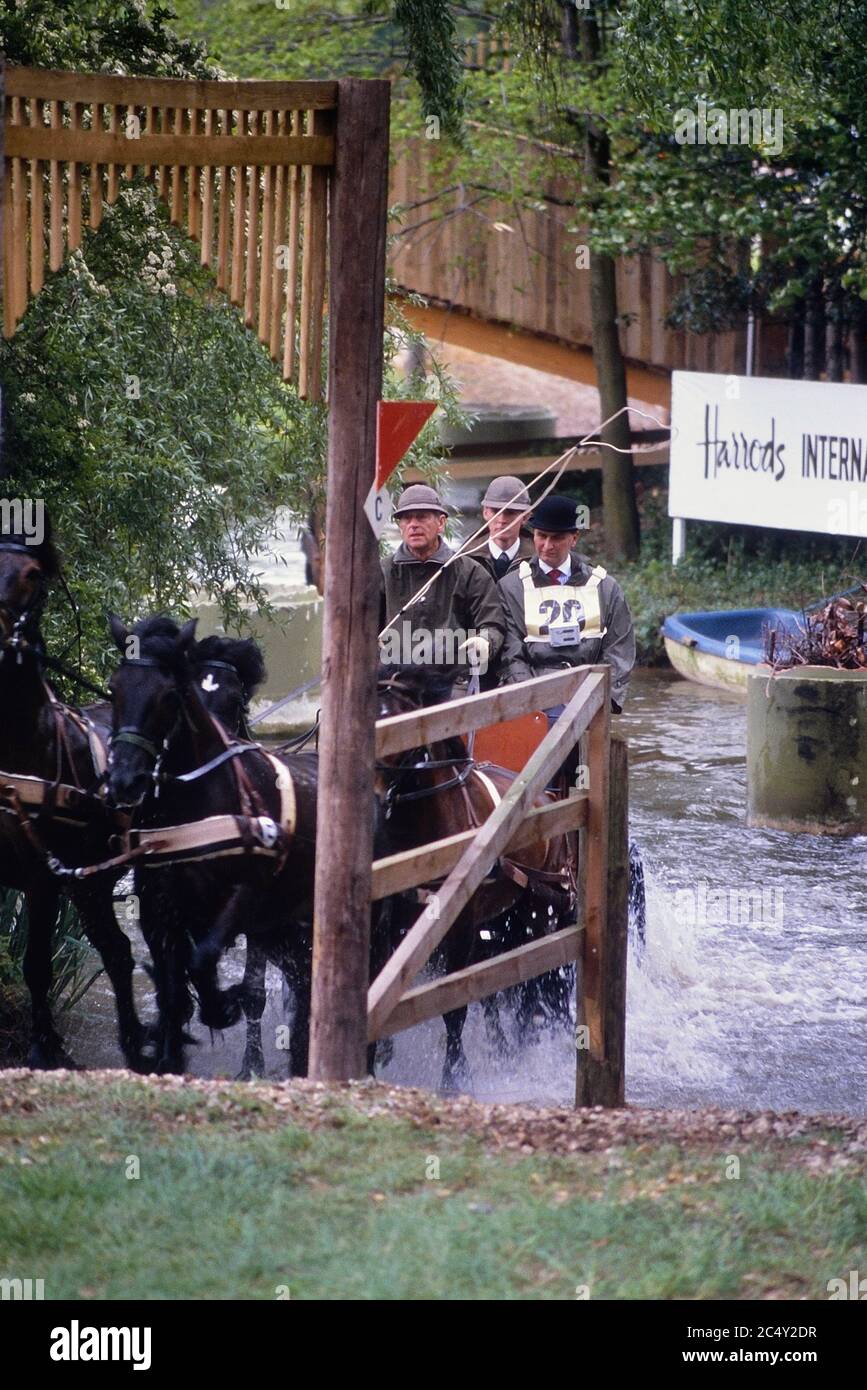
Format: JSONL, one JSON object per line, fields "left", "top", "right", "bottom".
{"left": 375, "top": 663, "right": 467, "bottom": 812}
{"left": 0, "top": 506, "right": 59, "bottom": 644}
{"left": 105, "top": 613, "right": 197, "bottom": 809}
{"left": 192, "top": 635, "right": 266, "bottom": 738}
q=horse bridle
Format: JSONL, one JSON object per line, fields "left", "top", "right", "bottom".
{"left": 0, "top": 539, "right": 47, "bottom": 658}
{"left": 110, "top": 657, "right": 189, "bottom": 792}
{"left": 376, "top": 677, "right": 475, "bottom": 811}
{"left": 195, "top": 658, "right": 254, "bottom": 741}
{"left": 111, "top": 655, "right": 261, "bottom": 795}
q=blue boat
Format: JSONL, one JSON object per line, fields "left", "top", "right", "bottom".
{"left": 661, "top": 607, "right": 803, "bottom": 692}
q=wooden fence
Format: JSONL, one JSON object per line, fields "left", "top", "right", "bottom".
{"left": 2, "top": 66, "right": 336, "bottom": 396}
{"left": 388, "top": 133, "right": 789, "bottom": 378}
{"left": 368, "top": 665, "right": 629, "bottom": 1106}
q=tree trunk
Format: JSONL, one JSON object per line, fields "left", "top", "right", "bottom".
{"left": 825, "top": 285, "right": 844, "bottom": 382}
{"left": 803, "top": 281, "right": 825, "bottom": 379}
{"left": 786, "top": 301, "right": 805, "bottom": 379}
{"left": 849, "top": 299, "right": 867, "bottom": 383}
{"left": 577, "top": 14, "right": 640, "bottom": 561}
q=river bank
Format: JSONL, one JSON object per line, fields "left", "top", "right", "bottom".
{"left": 2, "top": 1070, "right": 865, "bottom": 1300}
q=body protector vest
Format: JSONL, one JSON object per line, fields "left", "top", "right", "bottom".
{"left": 519, "top": 561, "right": 607, "bottom": 647}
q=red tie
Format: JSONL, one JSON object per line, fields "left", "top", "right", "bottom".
{"left": 552, "top": 569, "right": 566, "bottom": 585}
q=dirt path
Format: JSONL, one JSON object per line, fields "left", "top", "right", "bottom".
{"left": 3, "top": 1070, "right": 865, "bottom": 1174}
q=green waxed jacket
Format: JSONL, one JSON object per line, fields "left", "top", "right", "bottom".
{"left": 380, "top": 539, "right": 506, "bottom": 669}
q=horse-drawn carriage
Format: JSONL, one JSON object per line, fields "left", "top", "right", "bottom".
{"left": 0, "top": 521, "right": 608, "bottom": 1090}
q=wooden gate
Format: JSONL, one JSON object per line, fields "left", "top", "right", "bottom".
{"left": 369, "top": 665, "right": 629, "bottom": 1106}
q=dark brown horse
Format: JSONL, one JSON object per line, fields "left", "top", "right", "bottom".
{"left": 0, "top": 525, "right": 146, "bottom": 1069}
{"left": 375, "top": 666, "right": 578, "bottom": 1089}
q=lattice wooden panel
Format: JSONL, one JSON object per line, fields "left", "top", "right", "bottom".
{"left": 2, "top": 67, "right": 337, "bottom": 398}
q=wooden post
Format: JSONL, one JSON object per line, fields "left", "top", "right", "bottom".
{"left": 576, "top": 732, "right": 629, "bottom": 1107}
{"left": 0, "top": 59, "right": 6, "bottom": 337}
{"left": 308, "top": 78, "right": 390, "bottom": 1081}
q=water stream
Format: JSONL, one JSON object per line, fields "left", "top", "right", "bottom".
{"left": 64, "top": 666, "right": 867, "bottom": 1114}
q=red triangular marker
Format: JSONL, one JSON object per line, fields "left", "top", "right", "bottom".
{"left": 376, "top": 400, "right": 437, "bottom": 491}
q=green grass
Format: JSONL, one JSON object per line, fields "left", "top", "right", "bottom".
{"left": 1, "top": 1075, "right": 864, "bottom": 1300}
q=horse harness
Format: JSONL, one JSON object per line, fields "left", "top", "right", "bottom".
{"left": 59, "top": 655, "right": 301, "bottom": 879}
{"left": 0, "top": 653, "right": 298, "bottom": 879}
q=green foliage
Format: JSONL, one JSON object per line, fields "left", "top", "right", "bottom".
{"left": 1, "top": 180, "right": 324, "bottom": 677}
{"left": 0, "top": 890, "right": 101, "bottom": 1063}
{"left": 616, "top": 1, "right": 867, "bottom": 330}
{"left": 391, "top": 0, "right": 466, "bottom": 137}
{"left": 0, "top": 0, "right": 218, "bottom": 75}
{"left": 0, "top": 2, "right": 467, "bottom": 682}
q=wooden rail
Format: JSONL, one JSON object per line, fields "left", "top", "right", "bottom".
{"left": 367, "top": 665, "right": 630, "bottom": 1105}
{"left": 1, "top": 66, "right": 336, "bottom": 396}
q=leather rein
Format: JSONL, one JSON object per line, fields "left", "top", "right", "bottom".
{"left": 44, "top": 654, "right": 293, "bottom": 881}
{"left": 376, "top": 679, "right": 475, "bottom": 808}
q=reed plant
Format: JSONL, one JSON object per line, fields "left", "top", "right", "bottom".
{"left": 0, "top": 889, "right": 102, "bottom": 1063}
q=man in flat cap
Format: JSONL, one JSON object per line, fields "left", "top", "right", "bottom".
{"left": 497, "top": 493, "right": 635, "bottom": 713}
{"left": 468, "top": 475, "right": 536, "bottom": 688}
{"left": 473, "top": 475, "right": 536, "bottom": 582}
{"left": 379, "top": 484, "right": 506, "bottom": 702}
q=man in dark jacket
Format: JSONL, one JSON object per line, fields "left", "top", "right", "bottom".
{"left": 497, "top": 493, "right": 635, "bottom": 713}
{"left": 469, "top": 475, "right": 536, "bottom": 688}
{"left": 471, "top": 475, "right": 537, "bottom": 582}
{"left": 379, "top": 484, "right": 506, "bottom": 701}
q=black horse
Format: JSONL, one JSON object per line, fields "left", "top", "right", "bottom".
{"left": 175, "top": 631, "right": 279, "bottom": 1079}
{"left": 0, "top": 520, "right": 146, "bottom": 1070}
{"left": 104, "top": 614, "right": 338, "bottom": 1076}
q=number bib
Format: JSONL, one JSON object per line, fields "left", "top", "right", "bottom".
{"left": 519, "top": 561, "right": 607, "bottom": 646}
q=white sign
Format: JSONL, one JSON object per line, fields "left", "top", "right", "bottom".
{"left": 364, "top": 482, "right": 392, "bottom": 538}
{"left": 670, "top": 371, "right": 867, "bottom": 539}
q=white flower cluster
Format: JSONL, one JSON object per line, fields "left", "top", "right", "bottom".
{"left": 67, "top": 249, "right": 109, "bottom": 296}
{"left": 142, "top": 241, "right": 178, "bottom": 297}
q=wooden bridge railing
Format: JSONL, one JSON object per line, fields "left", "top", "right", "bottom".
{"left": 368, "top": 664, "right": 629, "bottom": 1107}
{"left": 2, "top": 66, "right": 336, "bottom": 396}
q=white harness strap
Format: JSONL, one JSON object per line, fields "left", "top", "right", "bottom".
{"left": 0, "top": 772, "right": 99, "bottom": 824}
{"left": 132, "top": 814, "right": 282, "bottom": 866}
{"left": 472, "top": 767, "right": 502, "bottom": 814}
{"left": 264, "top": 753, "right": 297, "bottom": 837}
{"left": 85, "top": 718, "right": 108, "bottom": 777}
{"left": 134, "top": 754, "right": 297, "bottom": 867}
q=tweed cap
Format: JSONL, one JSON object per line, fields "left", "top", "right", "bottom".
{"left": 481, "top": 475, "right": 531, "bottom": 510}
{"left": 393, "top": 484, "right": 448, "bottom": 517}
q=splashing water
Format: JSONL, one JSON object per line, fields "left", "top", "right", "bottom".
{"left": 65, "top": 670, "right": 867, "bottom": 1114}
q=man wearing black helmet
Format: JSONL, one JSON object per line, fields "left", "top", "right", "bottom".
{"left": 497, "top": 493, "right": 635, "bottom": 714}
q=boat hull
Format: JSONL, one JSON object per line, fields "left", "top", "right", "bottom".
{"left": 663, "top": 636, "right": 771, "bottom": 694}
